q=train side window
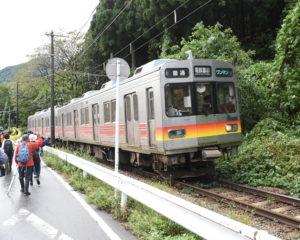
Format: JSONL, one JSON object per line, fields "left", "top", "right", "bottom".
{"left": 133, "top": 94, "right": 139, "bottom": 121}
{"left": 80, "top": 108, "right": 85, "bottom": 125}
{"left": 148, "top": 90, "right": 154, "bottom": 120}
{"left": 111, "top": 100, "right": 116, "bottom": 122}
{"left": 104, "top": 102, "right": 110, "bottom": 123}
{"left": 85, "top": 107, "right": 89, "bottom": 124}
{"left": 96, "top": 104, "right": 100, "bottom": 124}
{"left": 125, "top": 95, "right": 131, "bottom": 121}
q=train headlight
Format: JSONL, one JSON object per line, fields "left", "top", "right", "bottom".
{"left": 225, "top": 124, "right": 238, "bottom": 132}
{"left": 168, "top": 129, "right": 186, "bottom": 139}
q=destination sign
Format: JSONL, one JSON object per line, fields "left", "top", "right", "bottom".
{"left": 215, "top": 68, "right": 233, "bottom": 77}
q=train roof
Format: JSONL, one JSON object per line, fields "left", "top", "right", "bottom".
{"left": 134, "top": 59, "right": 176, "bottom": 75}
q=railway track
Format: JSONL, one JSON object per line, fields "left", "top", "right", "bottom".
{"left": 70, "top": 155, "right": 300, "bottom": 232}
{"left": 173, "top": 180, "right": 300, "bottom": 229}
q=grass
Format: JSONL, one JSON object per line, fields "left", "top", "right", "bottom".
{"left": 44, "top": 152, "right": 203, "bottom": 240}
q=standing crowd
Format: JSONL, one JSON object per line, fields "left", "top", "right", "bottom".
{"left": 0, "top": 127, "right": 49, "bottom": 196}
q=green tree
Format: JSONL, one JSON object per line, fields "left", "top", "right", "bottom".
{"left": 267, "top": 1, "right": 300, "bottom": 121}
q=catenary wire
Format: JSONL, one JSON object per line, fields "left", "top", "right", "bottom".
{"left": 122, "top": 0, "right": 213, "bottom": 60}
{"left": 113, "top": 0, "right": 191, "bottom": 57}
{"left": 75, "top": 0, "right": 132, "bottom": 61}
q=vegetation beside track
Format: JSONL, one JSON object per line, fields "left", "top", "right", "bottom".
{"left": 44, "top": 152, "right": 202, "bottom": 240}
{"left": 216, "top": 118, "right": 300, "bottom": 197}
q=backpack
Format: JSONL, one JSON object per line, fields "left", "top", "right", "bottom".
{"left": 0, "top": 148, "right": 8, "bottom": 164}
{"left": 3, "top": 139, "right": 13, "bottom": 154}
{"left": 17, "top": 143, "right": 30, "bottom": 164}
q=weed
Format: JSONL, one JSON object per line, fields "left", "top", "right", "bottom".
{"left": 43, "top": 152, "right": 203, "bottom": 240}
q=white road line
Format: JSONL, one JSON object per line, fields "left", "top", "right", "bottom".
{"left": 3, "top": 215, "right": 21, "bottom": 227}
{"left": 57, "top": 232, "right": 74, "bottom": 240}
{"left": 2, "top": 208, "right": 30, "bottom": 227}
{"left": 45, "top": 163, "right": 122, "bottom": 240}
{"left": 26, "top": 213, "right": 58, "bottom": 239}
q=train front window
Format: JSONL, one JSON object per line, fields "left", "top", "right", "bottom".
{"left": 165, "top": 83, "right": 192, "bottom": 117}
{"left": 216, "top": 82, "right": 236, "bottom": 113}
{"left": 195, "top": 83, "right": 213, "bottom": 115}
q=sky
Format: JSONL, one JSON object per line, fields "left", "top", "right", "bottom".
{"left": 0, "top": 0, "right": 99, "bottom": 70}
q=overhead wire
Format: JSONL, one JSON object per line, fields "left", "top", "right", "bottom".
{"left": 74, "top": 1, "right": 101, "bottom": 39}
{"left": 122, "top": 0, "right": 213, "bottom": 60}
{"left": 113, "top": 0, "right": 191, "bottom": 57}
{"left": 75, "top": 0, "right": 132, "bottom": 61}
{"left": 90, "top": 0, "right": 212, "bottom": 73}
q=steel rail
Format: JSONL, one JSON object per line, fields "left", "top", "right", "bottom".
{"left": 174, "top": 181, "right": 300, "bottom": 229}
{"left": 218, "top": 180, "right": 300, "bottom": 207}
{"left": 45, "top": 147, "right": 281, "bottom": 240}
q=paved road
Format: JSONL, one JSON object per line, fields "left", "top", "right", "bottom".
{"left": 0, "top": 163, "right": 137, "bottom": 240}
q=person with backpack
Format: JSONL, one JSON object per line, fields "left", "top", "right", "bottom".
{"left": 0, "top": 147, "right": 8, "bottom": 177}
{"left": 29, "top": 134, "right": 49, "bottom": 186}
{"left": 14, "top": 134, "right": 43, "bottom": 196}
{"left": 2, "top": 133, "right": 14, "bottom": 174}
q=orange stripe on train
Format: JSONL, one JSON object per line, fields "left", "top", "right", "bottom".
{"left": 156, "top": 121, "right": 241, "bottom": 141}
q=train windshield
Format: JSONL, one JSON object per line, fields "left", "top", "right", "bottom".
{"left": 165, "top": 82, "right": 237, "bottom": 117}
{"left": 195, "top": 83, "right": 213, "bottom": 115}
{"left": 165, "top": 83, "right": 192, "bottom": 117}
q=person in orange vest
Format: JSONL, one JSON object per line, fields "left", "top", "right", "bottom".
{"left": 14, "top": 134, "right": 43, "bottom": 196}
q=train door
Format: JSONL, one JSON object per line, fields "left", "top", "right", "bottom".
{"left": 147, "top": 88, "right": 156, "bottom": 147}
{"left": 74, "top": 110, "right": 78, "bottom": 138}
{"left": 125, "top": 93, "right": 140, "bottom": 147}
{"left": 62, "top": 113, "right": 65, "bottom": 137}
{"left": 92, "top": 104, "right": 99, "bottom": 141}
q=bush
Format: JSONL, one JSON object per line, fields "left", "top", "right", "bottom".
{"left": 217, "top": 118, "right": 300, "bottom": 197}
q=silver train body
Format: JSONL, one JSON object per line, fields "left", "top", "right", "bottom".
{"left": 28, "top": 58, "right": 242, "bottom": 178}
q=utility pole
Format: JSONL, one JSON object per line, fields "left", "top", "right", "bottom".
{"left": 43, "top": 31, "right": 56, "bottom": 146}
{"left": 49, "top": 31, "right": 55, "bottom": 147}
{"left": 46, "top": 31, "right": 67, "bottom": 147}
{"left": 16, "top": 82, "right": 19, "bottom": 128}
{"left": 130, "top": 43, "right": 136, "bottom": 69}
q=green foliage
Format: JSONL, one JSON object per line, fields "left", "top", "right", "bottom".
{"left": 44, "top": 152, "right": 202, "bottom": 240}
{"left": 0, "top": 83, "right": 12, "bottom": 128}
{"left": 267, "top": 1, "right": 300, "bottom": 118}
{"left": 127, "top": 202, "right": 201, "bottom": 240}
{"left": 216, "top": 118, "right": 300, "bottom": 197}
{"left": 161, "top": 22, "right": 254, "bottom": 68}
{"left": 237, "top": 61, "right": 274, "bottom": 130}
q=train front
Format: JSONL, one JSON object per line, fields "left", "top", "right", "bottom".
{"left": 158, "top": 59, "right": 241, "bottom": 178}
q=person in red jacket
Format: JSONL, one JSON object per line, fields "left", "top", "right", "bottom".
{"left": 14, "top": 134, "right": 43, "bottom": 196}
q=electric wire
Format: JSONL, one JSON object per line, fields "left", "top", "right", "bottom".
{"left": 122, "top": 0, "right": 213, "bottom": 60}
{"left": 113, "top": 0, "right": 191, "bottom": 57}
{"left": 75, "top": 1, "right": 101, "bottom": 39}
{"left": 90, "top": 0, "right": 212, "bottom": 73}
{"left": 76, "top": 0, "right": 132, "bottom": 61}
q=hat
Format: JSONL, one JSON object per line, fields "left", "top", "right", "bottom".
{"left": 29, "top": 134, "right": 37, "bottom": 142}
